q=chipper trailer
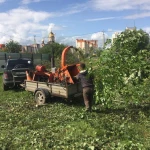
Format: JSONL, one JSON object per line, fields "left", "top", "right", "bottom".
{"left": 24, "top": 46, "right": 82, "bottom": 105}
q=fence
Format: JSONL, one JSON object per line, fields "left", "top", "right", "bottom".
{"left": 0, "top": 52, "right": 51, "bottom": 72}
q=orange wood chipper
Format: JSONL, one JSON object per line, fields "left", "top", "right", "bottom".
{"left": 25, "top": 46, "right": 82, "bottom": 105}
{"left": 26, "top": 46, "right": 80, "bottom": 84}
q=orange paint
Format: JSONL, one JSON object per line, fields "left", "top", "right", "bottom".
{"left": 26, "top": 71, "right": 32, "bottom": 81}
{"left": 28, "top": 46, "right": 80, "bottom": 84}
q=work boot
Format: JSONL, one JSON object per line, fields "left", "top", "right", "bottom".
{"left": 85, "top": 108, "right": 92, "bottom": 112}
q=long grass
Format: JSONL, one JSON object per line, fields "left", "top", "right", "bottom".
{"left": 0, "top": 73, "right": 150, "bottom": 149}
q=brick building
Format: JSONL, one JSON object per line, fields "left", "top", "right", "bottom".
{"left": 76, "top": 39, "right": 98, "bottom": 54}
{"left": 0, "top": 44, "right": 5, "bottom": 50}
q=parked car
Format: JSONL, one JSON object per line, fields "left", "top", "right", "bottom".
{"left": 1, "top": 58, "right": 34, "bottom": 91}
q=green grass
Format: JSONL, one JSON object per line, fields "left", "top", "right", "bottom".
{"left": 0, "top": 73, "right": 150, "bottom": 150}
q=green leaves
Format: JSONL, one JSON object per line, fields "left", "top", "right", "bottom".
{"left": 5, "top": 40, "right": 21, "bottom": 53}
{"left": 38, "top": 42, "right": 67, "bottom": 56}
{"left": 93, "top": 29, "right": 150, "bottom": 107}
{"left": 0, "top": 73, "right": 150, "bottom": 149}
{"left": 113, "top": 29, "right": 149, "bottom": 54}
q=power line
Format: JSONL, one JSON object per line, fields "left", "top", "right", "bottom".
{"left": 58, "top": 30, "right": 118, "bottom": 38}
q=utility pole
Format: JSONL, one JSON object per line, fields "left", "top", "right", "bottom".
{"left": 102, "top": 30, "right": 105, "bottom": 49}
{"left": 51, "top": 47, "right": 55, "bottom": 68}
{"left": 34, "top": 35, "right": 36, "bottom": 53}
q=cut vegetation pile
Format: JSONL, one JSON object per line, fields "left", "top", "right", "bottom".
{"left": 0, "top": 73, "right": 150, "bottom": 149}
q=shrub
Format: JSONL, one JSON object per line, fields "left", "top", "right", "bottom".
{"left": 93, "top": 29, "right": 150, "bottom": 107}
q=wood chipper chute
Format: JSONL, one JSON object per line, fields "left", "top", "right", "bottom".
{"left": 26, "top": 46, "right": 80, "bottom": 84}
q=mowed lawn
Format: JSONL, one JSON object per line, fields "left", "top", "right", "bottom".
{"left": 0, "top": 73, "right": 150, "bottom": 150}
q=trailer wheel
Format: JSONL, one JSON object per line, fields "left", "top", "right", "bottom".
{"left": 35, "top": 90, "right": 46, "bottom": 105}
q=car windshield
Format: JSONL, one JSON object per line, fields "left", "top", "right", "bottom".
{"left": 6, "top": 59, "right": 33, "bottom": 70}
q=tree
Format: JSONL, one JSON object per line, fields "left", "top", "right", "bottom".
{"left": 113, "top": 29, "right": 149, "bottom": 54}
{"left": 38, "top": 42, "right": 67, "bottom": 57}
{"left": 5, "top": 40, "right": 21, "bottom": 53}
{"left": 104, "top": 38, "right": 112, "bottom": 49}
{"left": 93, "top": 29, "right": 150, "bottom": 107}
{"left": 38, "top": 42, "right": 67, "bottom": 68}
{"left": 39, "top": 42, "right": 85, "bottom": 67}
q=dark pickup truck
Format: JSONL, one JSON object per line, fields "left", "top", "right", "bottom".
{"left": 1, "top": 58, "right": 34, "bottom": 91}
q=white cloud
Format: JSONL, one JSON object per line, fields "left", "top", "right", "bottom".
{"left": 86, "top": 16, "right": 120, "bottom": 22}
{"left": 54, "top": 3, "right": 86, "bottom": 17}
{"left": 91, "top": 32, "right": 109, "bottom": 47}
{"left": 47, "top": 23, "right": 64, "bottom": 33}
{"left": 0, "top": 0, "right": 5, "bottom": 3}
{"left": 125, "top": 12, "right": 150, "bottom": 19}
{"left": 84, "top": 0, "right": 150, "bottom": 22}
{"left": 91, "top": 32, "right": 104, "bottom": 40}
{"left": 107, "top": 29, "right": 113, "bottom": 32}
{"left": 48, "top": 23, "right": 55, "bottom": 32}
{"left": 89, "top": 0, "right": 150, "bottom": 11}
{"left": 141, "top": 5, "right": 150, "bottom": 10}
{"left": 21, "top": 0, "right": 56, "bottom": 5}
{"left": 22, "top": 0, "right": 41, "bottom": 4}
{"left": 143, "top": 27, "right": 150, "bottom": 34}
{"left": 86, "top": 11, "right": 150, "bottom": 22}
{"left": 0, "top": 8, "right": 64, "bottom": 44}
{"left": 0, "top": 8, "right": 53, "bottom": 24}
{"left": 0, "top": 3, "right": 86, "bottom": 45}
{"left": 57, "top": 36, "right": 76, "bottom": 46}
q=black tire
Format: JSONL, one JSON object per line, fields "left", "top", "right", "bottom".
{"left": 35, "top": 90, "right": 50, "bottom": 105}
{"left": 3, "top": 83, "right": 8, "bottom": 91}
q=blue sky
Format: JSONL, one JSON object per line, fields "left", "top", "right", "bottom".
{"left": 0, "top": 0, "right": 150, "bottom": 47}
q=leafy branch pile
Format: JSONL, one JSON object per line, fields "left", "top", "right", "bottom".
{"left": 94, "top": 29, "right": 150, "bottom": 107}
